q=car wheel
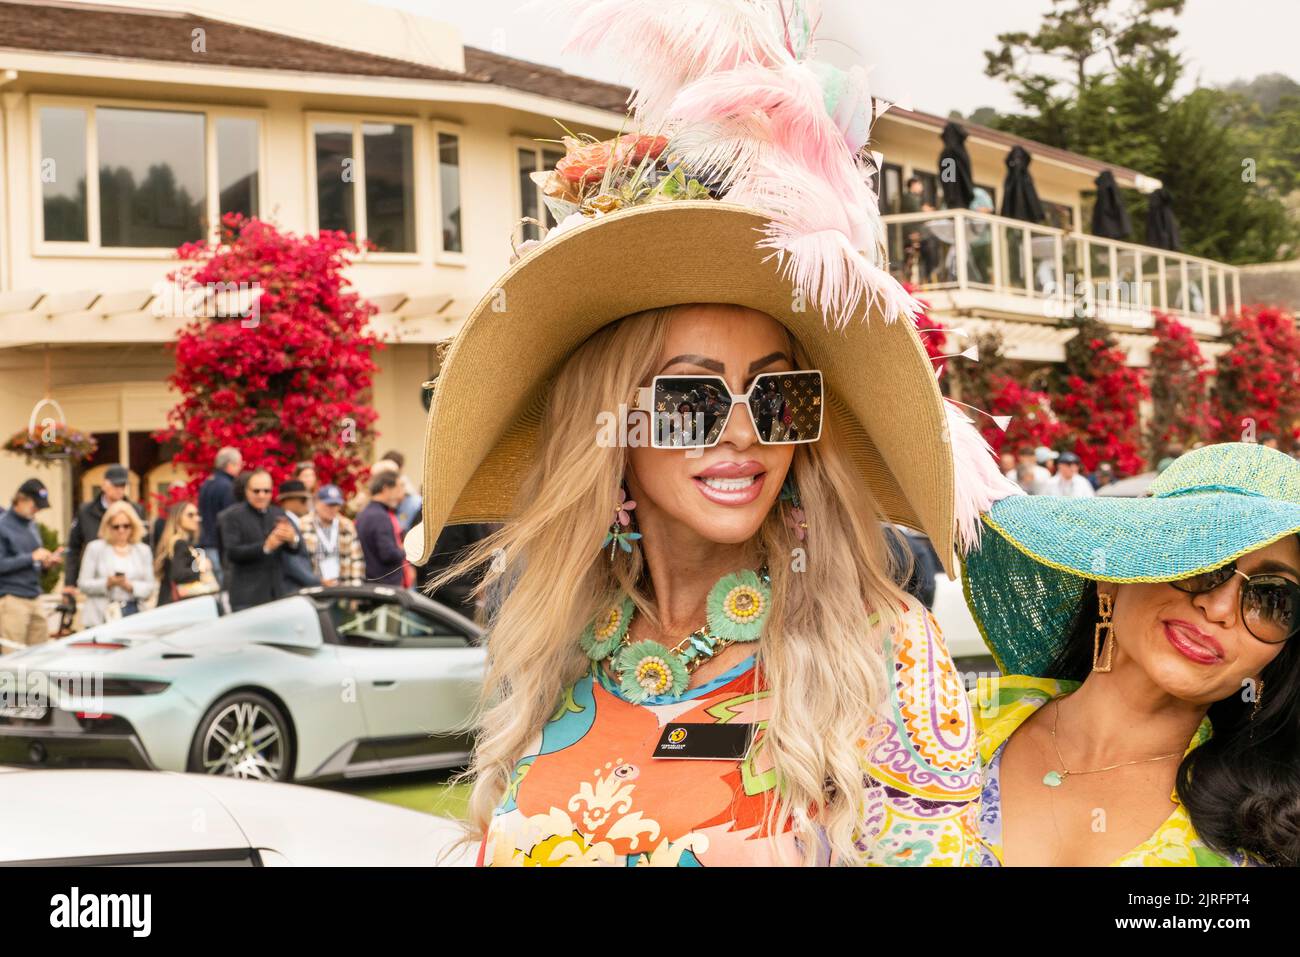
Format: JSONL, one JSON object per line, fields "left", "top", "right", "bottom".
{"left": 189, "top": 691, "right": 294, "bottom": 782}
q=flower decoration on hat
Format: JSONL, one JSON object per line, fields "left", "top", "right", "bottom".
{"left": 706, "top": 568, "right": 771, "bottom": 642}
{"left": 515, "top": 0, "right": 921, "bottom": 330}
{"left": 579, "top": 594, "right": 636, "bottom": 660}
{"left": 615, "top": 639, "right": 690, "bottom": 702}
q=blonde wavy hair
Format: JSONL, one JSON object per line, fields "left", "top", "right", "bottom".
{"left": 98, "top": 500, "right": 145, "bottom": 545}
{"left": 428, "top": 304, "right": 912, "bottom": 865}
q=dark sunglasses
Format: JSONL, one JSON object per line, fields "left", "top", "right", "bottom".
{"left": 636, "top": 371, "right": 823, "bottom": 449}
{"left": 1169, "top": 561, "right": 1300, "bottom": 644}
{"left": 247, "top": 487, "right": 273, "bottom": 495}
{"left": 108, "top": 523, "right": 133, "bottom": 531}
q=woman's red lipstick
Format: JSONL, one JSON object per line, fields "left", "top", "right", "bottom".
{"left": 1163, "top": 620, "right": 1224, "bottom": 665}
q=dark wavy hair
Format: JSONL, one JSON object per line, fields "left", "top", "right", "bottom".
{"left": 1047, "top": 575, "right": 1300, "bottom": 866}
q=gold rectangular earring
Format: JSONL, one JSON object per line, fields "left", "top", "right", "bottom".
{"left": 1093, "top": 591, "right": 1115, "bottom": 672}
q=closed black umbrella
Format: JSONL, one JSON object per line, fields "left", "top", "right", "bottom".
{"left": 938, "top": 121, "right": 975, "bottom": 209}
{"left": 999, "top": 145, "right": 1045, "bottom": 223}
{"left": 1145, "top": 188, "right": 1181, "bottom": 251}
{"left": 1091, "top": 170, "right": 1132, "bottom": 239}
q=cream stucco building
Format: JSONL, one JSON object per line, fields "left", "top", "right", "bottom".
{"left": 0, "top": 0, "right": 1242, "bottom": 535}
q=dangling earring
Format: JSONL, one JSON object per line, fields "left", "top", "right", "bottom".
{"left": 779, "top": 472, "right": 807, "bottom": 541}
{"left": 602, "top": 483, "right": 641, "bottom": 560}
{"left": 1251, "top": 677, "right": 1265, "bottom": 729}
{"left": 1092, "top": 591, "right": 1115, "bottom": 672}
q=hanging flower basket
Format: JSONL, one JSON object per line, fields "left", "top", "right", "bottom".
{"left": 4, "top": 422, "right": 97, "bottom": 465}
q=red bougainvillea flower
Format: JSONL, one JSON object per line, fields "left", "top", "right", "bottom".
{"left": 1210, "top": 305, "right": 1300, "bottom": 443}
{"left": 155, "top": 214, "right": 381, "bottom": 510}
{"left": 556, "top": 133, "right": 670, "bottom": 188}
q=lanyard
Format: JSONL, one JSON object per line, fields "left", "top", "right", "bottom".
{"left": 316, "top": 518, "right": 339, "bottom": 555}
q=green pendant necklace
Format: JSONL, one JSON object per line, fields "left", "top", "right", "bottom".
{"left": 1042, "top": 696, "right": 1182, "bottom": 787}
{"left": 579, "top": 566, "right": 771, "bottom": 704}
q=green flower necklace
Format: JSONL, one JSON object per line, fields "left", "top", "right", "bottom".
{"left": 578, "top": 566, "right": 772, "bottom": 704}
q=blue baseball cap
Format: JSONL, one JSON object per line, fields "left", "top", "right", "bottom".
{"left": 316, "top": 484, "right": 345, "bottom": 506}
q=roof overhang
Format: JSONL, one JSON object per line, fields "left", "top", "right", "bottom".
{"left": 0, "top": 49, "right": 627, "bottom": 130}
{"left": 882, "top": 106, "right": 1159, "bottom": 192}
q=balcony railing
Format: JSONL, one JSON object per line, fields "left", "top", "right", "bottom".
{"left": 882, "top": 209, "right": 1240, "bottom": 333}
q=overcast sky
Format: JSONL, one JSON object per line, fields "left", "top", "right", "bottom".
{"left": 379, "top": 0, "right": 1299, "bottom": 116}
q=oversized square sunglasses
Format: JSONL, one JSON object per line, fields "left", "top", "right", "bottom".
{"left": 1169, "top": 560, "right": 1300, "bottom": 644}
{"left": 633, "top": 371, "right": 824, "bottom": 449}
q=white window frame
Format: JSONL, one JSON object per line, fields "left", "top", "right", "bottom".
{"left": 29, "top": 94, "right": 266, "bottom": 259}
{"left": 305, "top": 111, "right": 423, "bottom": 263}
{"left": 511, "top": 137, "right": 567, "bottom": 249}
{"left": 432, "top": 120, "right": 465, "bottom": 266}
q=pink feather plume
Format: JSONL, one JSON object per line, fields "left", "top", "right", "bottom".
{"left": 945, "top": 400, "right": 1024, "bottom": 554}
{"left": 557, "top": 0, "right": 792, "bottom": 121}
{"left": 734, "top": 152, "right": 918, "bottom": 327}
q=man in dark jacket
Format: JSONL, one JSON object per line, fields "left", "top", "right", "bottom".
{"left": 414, "top": 520, "right": 500, "bottom": 621}
{"left": 356, "top": 472, "right": 410, "bottom": 587}
{"left": 63, "top": 464, "right": 145, "bottom": 594}
{"left": 0, "top": 480, "right": 61, "bottom": 652}
{"left": 277, "top": 480, "right": 319, "bottom": 590}
{"left": 219, "top": 469, "right": 301, "bottom": 612}
{"left": 198, "top": 447, "right": 242, "bottom": 584}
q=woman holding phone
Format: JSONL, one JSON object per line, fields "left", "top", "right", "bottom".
{"left": 79, "top": 501, "right": 155, "bottom": 625}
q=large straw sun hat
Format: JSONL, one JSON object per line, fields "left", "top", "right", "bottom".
{"left": 403, "top": 2, "right": 1016, "bottom": 572}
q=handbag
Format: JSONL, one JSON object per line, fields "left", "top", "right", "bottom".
{"left": 174, "top": 579, "right": 220, "bottom": 599}
{"left": 173, "top": 545, "right": 220, "bottom": 600}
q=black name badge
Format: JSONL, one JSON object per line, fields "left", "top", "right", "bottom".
{"left": 652, "top": 722, "right": 753, "bottom": 761}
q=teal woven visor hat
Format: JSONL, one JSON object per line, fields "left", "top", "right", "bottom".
{"left": 963, "top": 442, "right": 1300, "bottom": 676}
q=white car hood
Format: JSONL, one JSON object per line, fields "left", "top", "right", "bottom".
{"left": 0, "top": 769, "right": 473, "bottom": 866}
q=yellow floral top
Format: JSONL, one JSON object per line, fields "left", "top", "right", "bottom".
{"left": 479, "top": 603, "right": 982, "bottom": 866}
{"left": 970, "top": 675, "right": 1251, "bottom": 867}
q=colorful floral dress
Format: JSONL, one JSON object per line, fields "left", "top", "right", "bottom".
{"left": 479, "top": 603, "right": 981, "bottom": 866}
{"left": 971, "top": 675, "right": 1251, "bottom": 866}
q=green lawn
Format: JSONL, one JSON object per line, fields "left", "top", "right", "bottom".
{"left": 323, "top": 768, "right": 472, "bottom": 820}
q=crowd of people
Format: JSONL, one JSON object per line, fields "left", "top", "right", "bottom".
{"left": 0, "top": 446, "right": 495, "bottom": 652}
{"left": 1002, "top": 434, "right": 1300, "bottom": 500}
{"left": 999, "top": 446, "right": 1106, "bottom": 497}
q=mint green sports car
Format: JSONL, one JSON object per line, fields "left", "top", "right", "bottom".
{"left": 0, "top": 585, "right": 484, "bottom": 782}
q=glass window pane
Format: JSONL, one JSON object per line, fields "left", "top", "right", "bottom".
{"left": 518, "top": 148, "right": 540, "bottom": 242}
{"left": 1063, "top": 236, "right": 1082, "bottom": 289}
{"left": 437, "top": 131, "right": 461, "bottom": 253}
{"left": 1165, "top": 259, "right": 1185, "bottom": 314}
{"left": 915, "top": 171, "right": 939, "bottom": 208}
{"left": 1115, "top": 249, "right": 1138, "bottom": 310}
{"left": 1187, "top": 262, "right": 1207, "bottom": 315}
{"left": 1030, "top": 230, "right": 1057, "bottom": 293}
{"left": 887, "top": 221, "right": 906, "bottom": 282}
{"left": 965, "top": 216, "right": 993, "bottom": 285}
{"left": 216, "top": 116, "right": 259, "bottom": 220}
{"left": 98, "top": 107, "right": 205, "bottom": 248}
{"left": 362, "top": 122, "right": 415, "bottom": 253}
{"left": 882, "top": 165, "right": 902, "bottom": 214}
{"left": 315, "top": 123, "right": 355, "bottom": 236}
{"left": 1089, "top": 241, "right": 1110, "bottom": 286}
{"left": 918, "top": 214, "right": 955, "bottom": 284}
{"left": 1002, "top": 226, "right": 1027, "bottom": 290}
{"left": 1208, "top": 268, "right": 1221, "bottom": 315}
{"left": 1140, "top": 253, "right": 1159, "bottom": 309}
{"left": 541, "top": 149, "right": 564, "bottom": 228}
{"left": 40, "top": 107, "right": 88, "bottom": 242}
